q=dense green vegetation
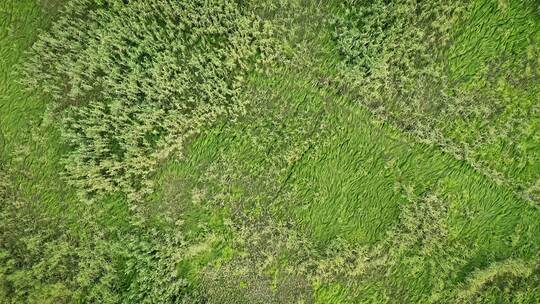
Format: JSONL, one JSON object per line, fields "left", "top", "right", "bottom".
{"left": 24, "top": 0, "right": 277, "bottom": 203}
{"left": 334, "top": 0, "right": 540, "bottom": 203}
{"left": 1, "top": 0, "right": 539, "bottom": 303}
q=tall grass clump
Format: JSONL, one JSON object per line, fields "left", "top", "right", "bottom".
{"left": 24, "top": 0, "right": 276, "bottom": 203}
{"left": 333, "top": 0, "right": 463, "bottom": 120}
{"left": 332, "top": 0, "right": 467, "bottom": 171}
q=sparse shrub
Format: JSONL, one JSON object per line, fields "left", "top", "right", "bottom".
{"left": 0, "top": 164, "right": 79, "bottom": 303}
{"left": 308, "top": 192, "right": 540, "bottom": 303}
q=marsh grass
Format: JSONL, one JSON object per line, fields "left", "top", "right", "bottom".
{"left": 1, "top": 0, "right": 539, "bottom": 302}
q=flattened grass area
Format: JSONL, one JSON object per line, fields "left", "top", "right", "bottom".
{"left": 1, "top": 0, "right": 49, "bottom": 152}
{"left": 446, "top": 0, "right": 540, "bottom": 200}
{"left": 0, "top": 1, "right": 77, "bottom": 214}
{"left": 1, "top": 0, "right": 540, "bottom": 302}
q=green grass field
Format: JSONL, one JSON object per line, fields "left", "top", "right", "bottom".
{"left": 1, "top": 0, "right": 539, "bottom": 303}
